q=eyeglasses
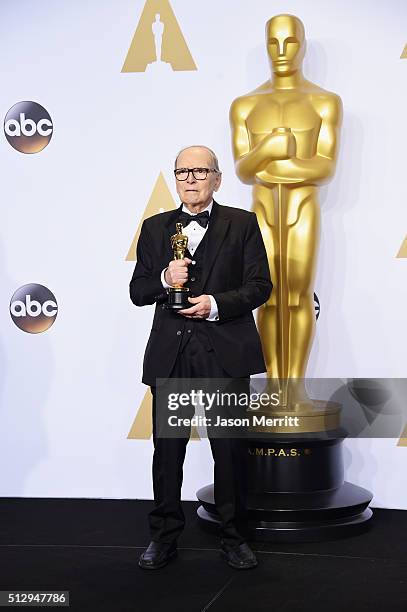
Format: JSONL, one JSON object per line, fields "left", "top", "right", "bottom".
{"left": 174, "top": 167, "right": 219, "bottom": 181}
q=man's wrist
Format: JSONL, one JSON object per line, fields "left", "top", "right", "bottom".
{"left": 206, "top": 295, "right": 219, "bottom": 321}
{"left": 161, "top": 267, "right": 174, "bottom": 289}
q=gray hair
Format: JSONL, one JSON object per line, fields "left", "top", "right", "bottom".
{"left": 174, "top": 145, "right": 221, "bottom": 172}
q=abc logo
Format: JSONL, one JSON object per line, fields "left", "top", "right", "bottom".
{"left": 4, "top": 101, "right": 53, "bottom": 153}
{"left": 10, "top": 284, "right": 58, "bottom": 333}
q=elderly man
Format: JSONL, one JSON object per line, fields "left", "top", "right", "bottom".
{"left": 130, "top": 145, "right": 272, "bottom": 570}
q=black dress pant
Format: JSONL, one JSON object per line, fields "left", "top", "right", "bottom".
{"left": 149, "top": 330, "right": 249, "bottom": 546}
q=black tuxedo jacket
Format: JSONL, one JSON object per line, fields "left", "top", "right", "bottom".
{"left": 129, "top": 201, "right": 272, "bottom": 386}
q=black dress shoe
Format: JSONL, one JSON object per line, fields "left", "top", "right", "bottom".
{"left": 220, "top": 541, "right": 258, "bottom": 569}
{"left": 138, "top": 541, "right": 177, "bottom": 570}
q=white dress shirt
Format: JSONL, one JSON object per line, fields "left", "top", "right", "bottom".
{"left": 161, "top": 200, "right": 219, "bottom": 321}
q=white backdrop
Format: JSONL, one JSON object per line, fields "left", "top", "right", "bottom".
{"left": 1, "top": 0, "right": 406, "bottom": 508}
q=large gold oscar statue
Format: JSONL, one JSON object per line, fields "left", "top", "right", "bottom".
{"left": 230, "top": 14, "right": 342, "bottom": 419}
{"left": 198, "top": 14, "right": 372, "bottom": 539}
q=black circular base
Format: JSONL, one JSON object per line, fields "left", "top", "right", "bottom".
{"left": 164, "top": 288, "right": 190, "bottom": 310}
{"left": 197, "top": 481, "right": 373, "bottom": 542}
{"left": 197, "top": 436, "right": 373, "bottom": 542}
{"left": 164, "top": 303, "right": 188, "bottom": 310}
{"left": 248, "top": 436, "right": 346, "bottom": 492}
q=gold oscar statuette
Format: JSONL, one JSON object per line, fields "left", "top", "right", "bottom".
{"left": 230, "top": 14, "right": 343, "bottom": 430}
{"left": 165, "top": 222, "right": 190, "bottom": 309}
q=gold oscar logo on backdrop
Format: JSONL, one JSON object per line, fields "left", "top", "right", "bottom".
{"left": 126, "top": 172, "right": 176, "bottom": 261}
{"left": 400, "top": 44, "right": 407, "bottom": 59}
{"left": 128, "top": 389, "right": 153, "bottom": 440}
{"left": 127, "top": 390, "right": 201, "bottom": 440}
{"left": 126, "top": 172, "right": 175, "bottom": 438}
{"left": 398, "top": 424, "right": 407, "bottom": 447}
{"left": 122, "top": 0, "right": 197, "bottom": 73}
{"left": 396, "top": 236, "right": 407, "bottom": 258}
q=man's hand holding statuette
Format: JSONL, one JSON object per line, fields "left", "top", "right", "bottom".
{"left": 164, "top": 258, "right": 192, "bottom": 286}
{"left": 178, "top": 295, "right": 212, "bottom": 319}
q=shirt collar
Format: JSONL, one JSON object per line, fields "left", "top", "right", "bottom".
{"left": 181, "top": 199, "right": 213, "bottom": 216}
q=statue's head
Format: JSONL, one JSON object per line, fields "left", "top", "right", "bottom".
{"left": 266, "top": 14, "right": 305, "bottom": 75}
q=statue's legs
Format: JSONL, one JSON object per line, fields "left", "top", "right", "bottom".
{"left": 253, "top": 188, "right": 320, "bottom": 404}
{"left": 252, "top": 190, "right": 279, "bottom": 378}
{"left": 286, "top": 196, "right": 320, "bottom": 379}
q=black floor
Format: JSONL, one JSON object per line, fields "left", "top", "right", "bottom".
{"left": 0, "top": 498, "right": 406, "bottom": 611}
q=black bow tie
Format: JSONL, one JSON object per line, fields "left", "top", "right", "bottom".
{"left": 178, "top": 210, "right": 210, "bottom": 228}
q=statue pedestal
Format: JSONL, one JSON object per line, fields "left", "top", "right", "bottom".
{"left": 196, "top": 436, "right": 373, "bottom": 542}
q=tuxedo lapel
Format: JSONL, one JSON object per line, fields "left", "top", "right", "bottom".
{"left": 164, "top": 203, "right": 183, "bottom": 230}
{"left": 200, "top": 201, "right": 230, "bottom": 290}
